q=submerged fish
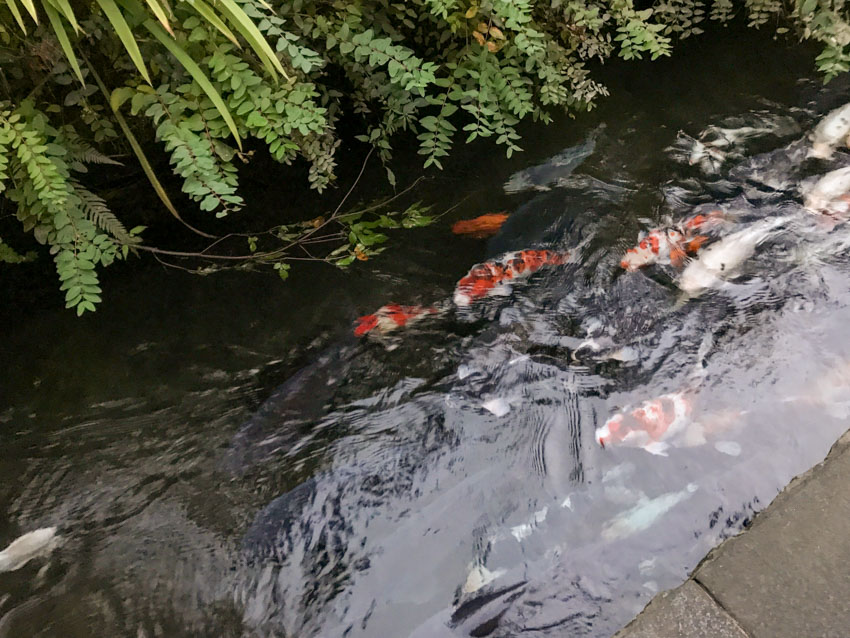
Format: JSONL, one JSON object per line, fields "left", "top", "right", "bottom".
{"left": 354, "top": 304, "right": 440, "bottom": 337}
{"left": 452, "top": 213, "right": 509, "bottom": 238}
{"left": 678, "top": 216, "right": 790, "bottom": 295}
{"left": 601, "top": 484, "right": 697, "bottom": 541}
{"left": 620, "top": 211, "right": 721, "bottom": 271}
{"left": 0, "top": 527, "right": 59, "bottom": 572}
{"left": 453, "top": 249, "right": 571, "bottom": 307}
{"left": 809, "top": 102, "right": 850, "bottom": 159}
{"left": 595, "top": 391, "right": 699, "bottom": 456}
{"left": 503, "top": 124, "right": 603, "bottom": 193}
{"left": 803, "top": 166, "right": 850, "bottom": 216}
{"left": 620, "top": 228, "right": 706, "bottom": 271}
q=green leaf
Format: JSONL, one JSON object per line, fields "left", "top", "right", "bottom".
{"left": 143, "top": 19, "right": 242, "bottom": 149}
{"left": 213, "top": 0, "right": 290, "bottom": 81}
{"left": 42, "top": 1, "right": 85, "bottom": 84}
{"left": 800, "top": 0, "right": 817, "bottom": 15}
{"left": 143, "top": 0, "right": 175, "bottom": 35}
{"left": 19, "top": 0, "right": 39, "bottom": 24}
{"left": 182, "top": 0, "right": 240, "bottom": 48}
{"left": 6, "top": 0, "right": 29, "bottom": 34}
{"left": 95, "top": 0, "right": 151, "bottom": 84}
{"left": 45, "top": 0, "right": 81, "bottom": 33}
{"left": 110, "top": 86, "right": 135, "bottom": 110}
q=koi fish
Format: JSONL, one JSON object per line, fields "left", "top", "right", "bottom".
{"left": 503, "top": 124, "right": 604, "bottom": 193}
{"left": 354, "top": 304, "right": 440, "bottom": 337}
{"left": 0, "top": 527, "right": 59, "bottom": 572}
{"left": 620, "top": 229, "right": 691, "bottom": 271}
{"left": 809, "top": 102, "right": 850, "bottom": 159}
{"left": 596, "top": 392, "right": 743, "bottom": 456}
{"left": 678, "top": 215, "right": 790, "bottom": 295}
{"left": 595, "top": 391, "right": 697, "bottom": 456}
{"left": 688, "top": 139, "right": 727, "bottom": 172}
{"left": 451, "top": 213, "right": 509, "bottom": 238}
{"left": 453, "top": 249, "right": 570, "bottom": 307}
{"left": 803, "top": 166, "right": 850, "bottom": 215}
{"left": 620, "top": 211, "right": 720, "bottom": 271}
{"left": 601, "top": 484, "right": 697, "bottom": 541}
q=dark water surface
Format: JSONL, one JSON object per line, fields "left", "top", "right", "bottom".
{"left": 3, "top": 26, "right": 850, "bottom": 638}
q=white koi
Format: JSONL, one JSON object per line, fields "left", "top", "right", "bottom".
{"left": 809, "top": 103, "right": 850, "bottom": 159}
{"left": 601, "top": 484, "right": 697, "bottom": 541}
{"left": 803, "top": 166, "right": 850, "bottom": 215}
{"left": 679, "top": 216, "right": 790, "bottom": 295}
{"left": 0, "top": 527, "right": 59, "bottom": 572}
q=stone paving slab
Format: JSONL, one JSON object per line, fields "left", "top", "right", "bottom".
{"left": 613, "top": 580, "right": 747, "bottom": 638}
{"left": 695, "top": 430, "right": 850, "bottom": 638}
{"left": 616, "top": 430, "right": 850, "bottom": 638}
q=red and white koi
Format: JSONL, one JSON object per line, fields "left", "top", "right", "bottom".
{"left": 595, "top": 391, "right": 696, "bottom": 456}
{"left": 596, "top": 390, "right": 744, "bottom": 456}
{"left": 354, "top": 304, "right": 440, "bottom": 337}
{"left": 453, "top": 249, "right": 570, "bottom": 307}
{"left": 620, "top": 211, "right": 721, "bottom": 271}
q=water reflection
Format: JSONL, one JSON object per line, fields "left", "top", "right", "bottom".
{"left": 5, "top": 41, "right": 850, "bottom": 638}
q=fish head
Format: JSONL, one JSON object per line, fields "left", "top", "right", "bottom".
{"left": 503, "top": 172, "right": 533, "bottom": 193}
{"left": 620, "top": 247, "right": 651, "bottom": 271}
{"left": 596, "top": 414, "right": 627, "bottom": 448}
{"left": 808, "top": 142, "right": 835, "bottom": 160}
{"left": 354, "top": 314, "right": 380, "bottom": 336}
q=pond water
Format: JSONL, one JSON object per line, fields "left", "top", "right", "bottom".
{"left": 4, "top": 25, "right": 850, "bottom": 638}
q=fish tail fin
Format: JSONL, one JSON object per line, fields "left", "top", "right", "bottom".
{"left": 685, "top": 235, "right": 710, "bottom": 253}
{"left": 670, "top": 245, "right": 686, "bottom": 267}
{"left": 687, "top": 331, "right": 715, "bottom": 388}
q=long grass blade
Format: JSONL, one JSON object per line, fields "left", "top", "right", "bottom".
{"left": 18, "top": 0, "right": 39, "bottom": 23}
{"left": 45, "top": 0, "right": 81, "bottom": 33}
{"left": 144, "top": 19, "right": 242, "bottom": 149}
{"left": 94, "top": 0, "right": 152, "bottom": 84}
{"left": 182, "top": 0, "right": 239, "bottom": 48}
{"left": 42, "top": 1, "right": 84, "bottom": 84}
{"left": 213, "top": 0, "right": 290, "bottom": 80}
{"left": 80, "top": 53, "right": 217, "bottom": 238}
{"left": 143, "top": 0, "right": 175, "bottom": 36}
{"left": 5, "top": 0, "right": 28, "bottom": 33}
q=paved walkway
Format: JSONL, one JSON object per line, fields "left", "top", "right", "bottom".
{"left": 614, "top": 429, "right": 850, "bottom": 638}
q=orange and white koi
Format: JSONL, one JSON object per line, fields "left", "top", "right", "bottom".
{"left": 354, "top": 304, "right": 440, "bottom": 337}
{"left": 596, "top": 392, "right": 695, "bottom": 456}
{"left": 453, "top": 249, "right": 569, "bottom": 307}
{"left": 597, "top": 391, "right": 744, "bottom": 456}
{"left": 620, "top": 211, "right": 725, "bottom": 271}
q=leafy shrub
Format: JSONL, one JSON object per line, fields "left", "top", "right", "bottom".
{"left": 0, "top": 0, "right": 846, "bottom": 312}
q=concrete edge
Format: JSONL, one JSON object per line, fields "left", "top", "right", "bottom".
{"left": 612, "top": 428, "right": 850, "bottom": 638}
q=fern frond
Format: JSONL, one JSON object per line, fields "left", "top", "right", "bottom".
{"left": 72, "top": 181, "right": 139, "bottom": 244}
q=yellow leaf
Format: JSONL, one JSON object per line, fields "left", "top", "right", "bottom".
{"left": 310, "top": 216, "right": 325, "bottom": 228}
{"left": 464, "top": 4, "right": 477, "bottom": 18}
{"left": 476, "top": 21, "right": 488, "bottom": 33}
{"left": 355, "top": 247, "right": 368, "bottom": 261}
{"left": 489, "top": 26, "right": 505, "bottom": 40}
{"left": 486, "top": 40, "right": 498, "bottom": 52}
{"left": 472, "top": 30, "right": 485, "bottom": 46}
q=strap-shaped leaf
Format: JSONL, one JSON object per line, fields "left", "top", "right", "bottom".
{"left": 45, "top": 0, "right": 81, "bottom": 33}
{"left": 144, "top": 19, "right": 242, "bottom": 149}
{"left": 181, "top": 0, "right": 239, "bottom": 48}
{"left": 5, "top": 0, "right": 28, "bottom": 33}
{"left": 94, "top": 0, "right": 152, "bottom": 84}
{"left": 42, "top": 1, "right": 84, "bottom": 84}
{"left": 213, "top": 0, "right": 290, "bottom": 80}
{"left": 18, "top": 0, "right": 39, "bottom": 23}
{"left": 144, "top": 0, "right": 174, "bottom": 35}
